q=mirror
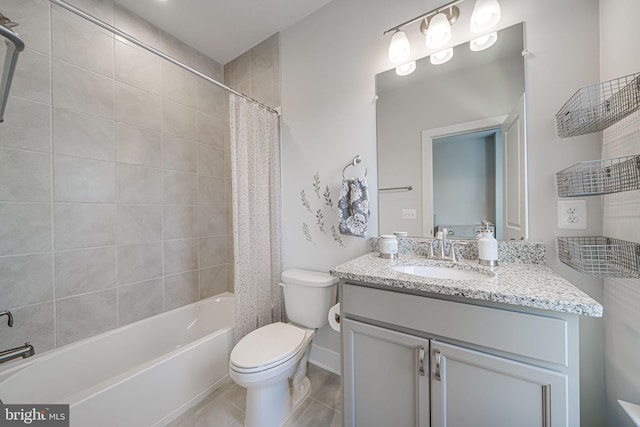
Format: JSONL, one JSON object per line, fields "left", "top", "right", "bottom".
{"left": 376, "top": 23, "right": 527, "bottom": 240}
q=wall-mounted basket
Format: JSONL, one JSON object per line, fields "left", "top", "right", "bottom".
{"left": 556, "top": 155, "right": 640, "bottom": 197}
{"left": 555, "top": 72, "right": 640, "bottom": 138}
{"left": 557, "top": 236, "right": 640, "bottom": 278}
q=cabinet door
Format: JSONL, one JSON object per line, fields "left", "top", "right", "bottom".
{"left": 343, "top": 318, "right": 430, "bottom": 427}
{"left": 431, "top": 340, "right": 568, "bottom": 427}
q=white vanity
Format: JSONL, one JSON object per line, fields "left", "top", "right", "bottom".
{"left": 331, "top": 248, "right": 602, "bottom": 427}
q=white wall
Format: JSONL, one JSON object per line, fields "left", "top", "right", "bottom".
{"left": 281, "top": 0, "right": 604, "bottom": 424}
{"left": 600, "top": 0, "right": 640, "bottom": 426}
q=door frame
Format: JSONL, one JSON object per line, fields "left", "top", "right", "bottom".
{"left": 421, "top": 115, "right": 508, "bottom": 237}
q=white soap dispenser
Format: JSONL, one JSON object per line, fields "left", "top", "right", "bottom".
{"left": 379, "top": 235, "right": 398, "bottom": 259}
{"left": 478, "top": 221, "right": 498, "bottom": 267}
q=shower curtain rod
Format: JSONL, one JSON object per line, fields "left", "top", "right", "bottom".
{"left": 48, "top": 0, "right": 279, "bottom": 116}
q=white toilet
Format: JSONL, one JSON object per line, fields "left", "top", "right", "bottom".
{"left": 229, "top": 269, "right": 338, "bottom": 427}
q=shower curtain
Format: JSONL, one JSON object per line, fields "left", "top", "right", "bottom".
{"left": 229, "top": 94, "right": 282, "bottom": 343}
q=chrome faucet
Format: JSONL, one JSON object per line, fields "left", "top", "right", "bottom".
{"left": 436, "top": 229, "right": 447, "bottom": 258}
{"left": 0, "top": 310, "right": 36, "bottom": 364}
{"left": 0, "top": 343, "right": 35, "bottom": 365}
{"left": 0, "top": 310, "right": 13, "bottom": 327}
{"left": 426, "top": 228, "right": 467, "bottom": 262}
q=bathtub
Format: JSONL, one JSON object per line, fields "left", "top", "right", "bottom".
{"left": 0, "top": 292, "right": 234, "bottom": 427}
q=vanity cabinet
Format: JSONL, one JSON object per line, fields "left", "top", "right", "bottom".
{"left": 341, "top": 283, "right": 580, "bottom": 427}
{"left": 343, "top": 319, "right": 429, "bottom": 427}
{"left": 430, "top": 340, "right": 566, "bottom": 427}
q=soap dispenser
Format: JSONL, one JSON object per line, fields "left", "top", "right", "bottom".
{"left": 478, "top": 221, "right": 498, "bottom": 267}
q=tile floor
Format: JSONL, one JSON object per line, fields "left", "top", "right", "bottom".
{"left": 168, "top": 364, "right": 342, "bottom": 427}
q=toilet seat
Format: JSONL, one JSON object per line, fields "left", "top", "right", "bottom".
{"left": 230, "top": 322, "right": 307, "bottom": 374}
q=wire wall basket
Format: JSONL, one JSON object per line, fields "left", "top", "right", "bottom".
{"left": 556, "top": 155, "right": 640, "bottom": 197}
{"left": 558, "top": 236, "right": 640, "bottom": 278}
{"left": 555, "top": 73, "right": 640, "bottom": 138}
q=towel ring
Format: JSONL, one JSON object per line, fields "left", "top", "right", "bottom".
{"left": 342, "top": 155, "right": 368, "bottom": 179}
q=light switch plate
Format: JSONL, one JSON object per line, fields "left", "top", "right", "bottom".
{"left": 557, "top": 200, "right": 587, "bottom": 229}
{"left": 402, "top": 209, "right": 417, "bottom": 220}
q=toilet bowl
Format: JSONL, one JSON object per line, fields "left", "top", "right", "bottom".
{"left": 229, "top": 322, "right": 315, "bottom": 426}
{"left": 229, "top": 269, "right": 338, "bottom": 427}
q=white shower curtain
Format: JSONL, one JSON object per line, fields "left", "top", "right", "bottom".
{"left": 229, "top": 94, "right": 282, "bottom": 343}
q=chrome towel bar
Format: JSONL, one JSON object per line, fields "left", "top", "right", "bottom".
{"left": 379, "top": 186, "right": 413, "bottom": 191}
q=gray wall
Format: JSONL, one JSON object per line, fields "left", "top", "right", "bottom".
{"left": 281, "top": 0, "right": 605, "bottom": 424}
{"left": 0, "top": 0, "right": 230, "bottom": 353}
{"left": 600, "top": 0, "right": 640, "bottom": 426}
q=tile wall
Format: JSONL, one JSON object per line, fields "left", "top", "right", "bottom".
{"left": 0, "top": 0, "right": 231, "bottom": 352}
{"left": 224, "top": 34, "right": 281, "bottom": 110}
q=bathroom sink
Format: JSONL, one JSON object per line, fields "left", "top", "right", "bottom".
{"left": 392, "top": 265, "right": 493, "bottom": 281}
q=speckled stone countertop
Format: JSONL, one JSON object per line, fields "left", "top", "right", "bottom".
{"left": 330, "top": 252, "right": 603, "bottom": 317}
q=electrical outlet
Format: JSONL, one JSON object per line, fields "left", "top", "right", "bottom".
{"left": 557, "top": 200, "right": 587, "bottom": 229}
{"left": 402, "top": 209, "right": 417, "bottom": 220}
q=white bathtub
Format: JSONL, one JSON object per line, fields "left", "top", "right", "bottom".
{"left": 0, "top": 293, "right": 234, "bottom": 427}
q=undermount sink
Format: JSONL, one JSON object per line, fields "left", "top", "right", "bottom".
{"left": 392, "top": 265, "right": 493, "bottom": 281}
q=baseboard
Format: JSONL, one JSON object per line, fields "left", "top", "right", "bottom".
{"left": 309, "top": 343, "right": 341, "bottom": 376}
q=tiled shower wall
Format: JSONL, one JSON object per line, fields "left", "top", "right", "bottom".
{"left": 224, "top": 34, "right": 281, "bottom": 111}
{"left": 0, "top": 0, "right": 230, "bottom": 353}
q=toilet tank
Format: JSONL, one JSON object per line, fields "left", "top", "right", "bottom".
{"left": 281, "top": 269, "right": 338, "bottom": 329}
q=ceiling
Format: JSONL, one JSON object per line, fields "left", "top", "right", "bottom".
{"left": 114, "top": 0, "right": 335, "bottom": 64}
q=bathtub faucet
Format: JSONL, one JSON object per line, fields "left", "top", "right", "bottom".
{"left": 0, "top": 310, "right": 13, "bottom": 327}
{"left": 0, "top": 343, "right": 35, "bottom": 365}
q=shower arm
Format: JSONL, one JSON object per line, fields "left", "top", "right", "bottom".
{"left": 0, "top": 24, "right": 25, "bottom": 123}
{"left": 48, "top": 0, "right": 279, "bottom": 116}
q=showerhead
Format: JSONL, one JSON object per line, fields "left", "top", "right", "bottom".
{"left": 0, "top": 10, "right": 18, "bottom": 29}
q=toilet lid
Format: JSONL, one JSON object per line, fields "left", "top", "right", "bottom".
{"left": 230, "top": 322, "right": 306, "bottom": 370}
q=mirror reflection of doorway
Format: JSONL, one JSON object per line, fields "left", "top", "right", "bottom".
{"left": 432, "top": 128, "right": 503, "bottom": 239}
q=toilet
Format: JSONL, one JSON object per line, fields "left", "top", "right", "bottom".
{"left": 229, "top": 269, "right": 338, "bottom": 427}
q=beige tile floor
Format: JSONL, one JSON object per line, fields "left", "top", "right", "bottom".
{"left": 168, "top": 364, "right": 342, "bottom": 427}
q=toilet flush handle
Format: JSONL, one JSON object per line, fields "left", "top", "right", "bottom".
{"left": 278, "top": 283, "right": 287, "bottom": 288}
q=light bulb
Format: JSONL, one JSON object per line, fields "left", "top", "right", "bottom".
{"left": 388, "top": 30, "right": 411, "bottom": 64}
{"left": 430, "top": 48, "right": 453, "bottom": 65}
{"left": 470, "top": 32, "right": 498, "bottom": 51}
{"left": 425, "top": 13, "right": 452, "bottom": 49}
{"left": 470, "top": 0, "right": 501, "bottom": 33}
{"left": 395, "top": 61, "right": 416, "bottom": 76}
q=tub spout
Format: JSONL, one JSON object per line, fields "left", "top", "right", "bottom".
{"left": 0, "top": 310, "right": 13, "bottom": 327}
{"left": 0, "top": 342, "right": 35, "bottom": 365}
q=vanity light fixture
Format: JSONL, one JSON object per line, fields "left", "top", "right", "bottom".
{"left": 384, "top": 0, "right": 462, "bottom": 67}
{"left": 469, "top": 31, "right": 498, "bottom": 51}
{"left": 395, "top": 60, "right": 417, "bottom": 76}
{"left": 388, "top": 30, "right": 411, "bottom": 64}
{"left": 470, "top": 0, "right": 501, "bottom": 33}
{"left": 425, "top": 12, "right": 452, "bottom": 49}
{"left": 384, "top": 0, "right": 501, "bottom": 73}
{"left": 430, "top": 48, "right": 454, "bottom": 65}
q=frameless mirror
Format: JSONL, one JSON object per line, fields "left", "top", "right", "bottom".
{"left": 376, "top": 23, "right": 527, "bottom": 240}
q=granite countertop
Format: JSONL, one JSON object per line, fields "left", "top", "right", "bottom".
{"left": 330, "top": 252, "right": 603, "bottom": 317}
